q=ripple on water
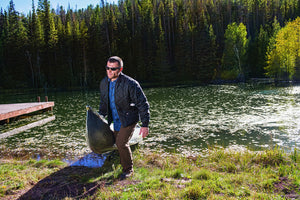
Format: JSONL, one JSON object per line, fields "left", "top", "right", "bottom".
{"left": 0, "top": 85, "right": 300, "bottom": 161}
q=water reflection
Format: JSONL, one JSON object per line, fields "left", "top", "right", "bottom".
{"left": 67, "top": 152, "right": 110, "bottom": 168}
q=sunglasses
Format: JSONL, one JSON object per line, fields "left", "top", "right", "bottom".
{"left": 105, "top": 66, "right": 121, "bottom": 71}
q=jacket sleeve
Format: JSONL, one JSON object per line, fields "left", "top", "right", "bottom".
{"left": 131, "top": 81, "right": 150, "bottom": 127}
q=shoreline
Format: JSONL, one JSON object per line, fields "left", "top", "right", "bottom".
{"left": 1, "top": 147, "right": 299, "bottom": 199}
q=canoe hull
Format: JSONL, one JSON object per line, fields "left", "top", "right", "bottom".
{"left": 85, "top": 106, "right": 143, "bottom": 154}
{"left": 86, "top": 106, "right": 115, "bottom": 154}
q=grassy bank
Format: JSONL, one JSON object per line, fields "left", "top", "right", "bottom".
{"left": 1, "top": 147, "right": 299, "bottom": 199}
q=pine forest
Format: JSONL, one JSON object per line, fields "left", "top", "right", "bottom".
{"left": 0, "top": 0, "right": 300, "bottom": 89}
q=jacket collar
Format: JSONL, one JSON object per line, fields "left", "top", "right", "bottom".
{"left": 107, "top": 72, "right": 124, "bottom": 83}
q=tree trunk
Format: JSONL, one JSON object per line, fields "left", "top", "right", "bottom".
{"left": 26, "top": 50, "right": 35, "bottom": 87}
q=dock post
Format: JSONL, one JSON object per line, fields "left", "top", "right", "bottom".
{"left": 37, "top": 96, "right": 41, "bottom": 102}
{"left": 44, "top": 96, "right": 53, "bottom": 111}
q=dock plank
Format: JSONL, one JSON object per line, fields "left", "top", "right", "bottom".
{"left": 0, "top": 102, "right": 54, "bottom": 121}
{"left": 0, "top": 116, "right": 56, "bottom": 139}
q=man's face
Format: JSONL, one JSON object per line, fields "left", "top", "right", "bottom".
{"left": 106, "top": 61, "right": 122, "bottom": 81}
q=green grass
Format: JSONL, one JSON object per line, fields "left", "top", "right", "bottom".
{"left": 0, "top": 158, "right": 65, "bottom": 197}
{"left": 1, "top": 147, "right": 299, "bottom": 199}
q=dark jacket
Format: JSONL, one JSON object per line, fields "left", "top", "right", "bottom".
{"left": 99, "top": 72, "right": 150, "bottom": 128}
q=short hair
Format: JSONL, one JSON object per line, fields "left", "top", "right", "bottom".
{"left": 108, "top": 56, "right": 123, "bottom": 68}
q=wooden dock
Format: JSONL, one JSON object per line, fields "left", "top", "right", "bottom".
{"left": 0, "top": 102, "right": 54, "bottom": 123}
{"left": 0, "top": 102, "right": 55, "bottom": 139}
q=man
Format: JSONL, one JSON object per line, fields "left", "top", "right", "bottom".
{"left": 99, "top": 56, "right": 150, "bottom": 179}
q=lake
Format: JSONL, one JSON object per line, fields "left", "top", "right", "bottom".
{"left": 0, "top": 83, "right": 299, "bottom": 162}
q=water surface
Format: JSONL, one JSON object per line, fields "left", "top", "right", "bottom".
{"left": 0, "top": 84, "right": 299, "bottom": 160}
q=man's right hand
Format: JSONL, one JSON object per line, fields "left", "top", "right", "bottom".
{"left": 139, "top": 127, "right": 149, "bottom": 138}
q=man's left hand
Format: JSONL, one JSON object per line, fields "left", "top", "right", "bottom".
{"left": 139, "top": 127, "right": 149, "bottom": 138}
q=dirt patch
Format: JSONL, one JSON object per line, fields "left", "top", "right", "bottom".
{"left": 113, "top": 179, "right": 141, "bottom": 189}
{"left": 274, "top": 176, "right": 300, "bottom": 199}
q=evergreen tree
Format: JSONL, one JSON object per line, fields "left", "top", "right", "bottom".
{"left": 80, "top": 19, "right": 88, "bottom": 87}
{"left": 264, "top": 17, "right": 282, "bottom": 79}
{"left": 28, "top": 0, "right": 44, "bottom": 88}
{"left": 247, "top": 25, "right": 269, "bottom": 78}
{"left": 6, "top": 0, "right": 29, "bottom": 88}
{"left": 153, "top": 1, "right": 172, "bottom": 85}
{"left": 0, "top": 9, "right": 8, "bottom": 88}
